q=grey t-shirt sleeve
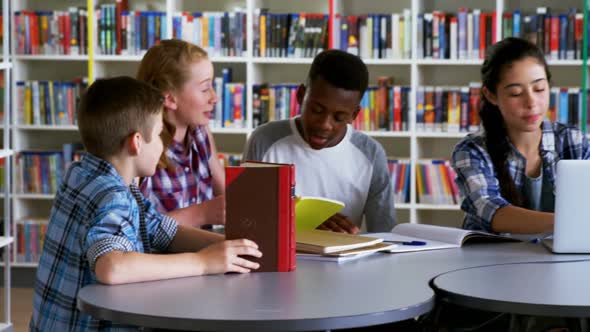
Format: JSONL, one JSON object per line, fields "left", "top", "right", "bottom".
{"left": 242, "top": 120, "right": 292, "bottom": 162}
{"left": 242, "top": 131, "right": 262, "bottom": 161}
{"left": 364, "top": 143, "right": 396, "bottom": 232}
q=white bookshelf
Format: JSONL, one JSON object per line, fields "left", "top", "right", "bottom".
{"left": 6, "top": 0, "right": 588, "bottom": 270}
{"left": 1, "top": 0, "right": 11, "bottom": 329}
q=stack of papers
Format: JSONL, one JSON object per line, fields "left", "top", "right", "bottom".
{"left": 296, "top": 230, "right": 396, "bottom": 262}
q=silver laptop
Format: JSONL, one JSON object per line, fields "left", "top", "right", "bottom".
{"left": 543, "top": 160, "right": 590, "bottom": 253}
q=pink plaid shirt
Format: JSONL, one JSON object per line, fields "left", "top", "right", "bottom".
{"left": 140, "top": 126, "right": 213, "bottom": 213}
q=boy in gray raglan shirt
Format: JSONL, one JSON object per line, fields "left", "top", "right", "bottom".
{"left": 243, "top": 50, "right": 395, "bottom": 233}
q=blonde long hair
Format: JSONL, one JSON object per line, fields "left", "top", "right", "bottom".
{"left": 137, "top": 39, "right": 209, "bottom": 168}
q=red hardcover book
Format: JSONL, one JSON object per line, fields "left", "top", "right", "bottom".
{"left": 479, "top": 13, "right": 486, "bottom": 59}
{"left": 64, "top": 13, "right": 71, "bottom": 55}
{"left": 115, "top": 0, "right": 129, "bottom": 55}
{"left": 225, "top": 161, "right": 296, "bottom": 272}
{"left": 543, "top": 14, "right": 551, "bottom": 55}
{"left": 30, "top": 13, "right": 40, "bottom": 55}
{"left": 393, "top": 86, "right": 402, "bottom": 132}
{"left": 550, "top": 16, "right": 559, "bottom": 59}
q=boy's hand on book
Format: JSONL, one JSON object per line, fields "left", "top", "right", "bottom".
{"left": 317, "top": 213, "right": 360, "bottom": 234}
{"left": 196, "top": 239, "right": 262, "bottom": 274}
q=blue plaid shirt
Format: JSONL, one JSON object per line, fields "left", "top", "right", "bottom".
{"left": 30, "top": 153, "right": 178, "bottom": 332}
{"left": 452, "top": 120, "right": 590, "bottom": 232}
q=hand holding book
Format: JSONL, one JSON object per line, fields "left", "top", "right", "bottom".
{"left": 316, "top": 213, "right": 359, "bottom": 234}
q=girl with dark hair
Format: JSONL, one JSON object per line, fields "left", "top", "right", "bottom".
{"left": 452, "top": 37, "right": 590, "bottom": 234}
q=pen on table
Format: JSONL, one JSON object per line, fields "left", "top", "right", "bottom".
{"left": 383, "top": 240, "right": 427, "bottom": 246}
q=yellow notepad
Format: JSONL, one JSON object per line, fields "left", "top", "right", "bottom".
{"left": 295, "top": 196, "right": 345, "bottom": 232}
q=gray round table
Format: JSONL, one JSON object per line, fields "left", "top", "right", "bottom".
{"left": 77, "top": 243, "right": 590, "bottom": 331}
{"left": 431, "top": 260, "right": 590, "bottom": 317}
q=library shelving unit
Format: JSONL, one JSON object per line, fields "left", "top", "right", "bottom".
{"left": 7, "top": 0, "right": 589, "bottom": 269}
{"left": 1, "top": 0, "right": 13, "bottom": 328}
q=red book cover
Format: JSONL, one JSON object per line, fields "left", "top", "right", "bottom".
{"left": 30, "top": 13, "right": 39, "bottom": 55}
{"left": 393, "top": 86, "right": 402, "bottom": 131}
{"left": 550, "top": 16, "right": 559, "bottom": 58}
{"left": 468, "top": 84, "right": 481, "bottom": 130}
{"left": 543, "top": 14, "right": 551, "bottom": 55}
{"left": 479, "top": 13, "right": 486, "bottom": 59}
{"left": 225, "top": 161, "right": 296, "bottom": 272}
{"left": 115, "top": 0, "right": 129, "bottom": 55}
{"left": 64, "top": 13, "right": 71, "bottom": 55}
{"left": 575, "top": 14, "right": 583, "bottom": 59}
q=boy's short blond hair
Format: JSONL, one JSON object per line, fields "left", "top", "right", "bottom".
{"left": 77, "top": 76, "right": 164, "bottom": 159}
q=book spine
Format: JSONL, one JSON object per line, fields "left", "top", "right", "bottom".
{"left": 277, "top": 165, "right": 295, "bottom": 272}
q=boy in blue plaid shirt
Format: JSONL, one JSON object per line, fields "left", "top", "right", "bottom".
{"left": 30, "top": 77, "right": 261, "bottom": 331}
{"left": 452, "top": 38, "right": 590, "bottom": 235}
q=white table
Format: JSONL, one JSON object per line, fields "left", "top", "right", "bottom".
{"left": 78, "top": 243, "right": 590, "bottom": 331}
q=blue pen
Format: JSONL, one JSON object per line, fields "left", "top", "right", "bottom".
{"left": 384, "top": 240, "right": 427, "bottom": 246}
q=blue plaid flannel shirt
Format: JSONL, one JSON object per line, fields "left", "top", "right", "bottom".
{"left": 30, "top": 153, "right": 177, "bottom": 331}
{"left": 452, "top": 120, "right": 590, "bottom": 232}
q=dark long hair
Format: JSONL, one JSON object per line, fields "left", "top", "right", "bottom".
{"left": 480, "top": 37, "right": 551, "bottom": 205}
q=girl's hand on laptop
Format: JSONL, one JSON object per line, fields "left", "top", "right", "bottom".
{"left": 196, "top": 239, "right": 262, "bottom": 274}
{"left": 317, "top": 213, "right": 360, "bottom": 234}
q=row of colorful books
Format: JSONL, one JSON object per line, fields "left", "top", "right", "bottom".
{"left": 546, "top": 87, "right": 590, "bottom": 126}
{"left": 173, "top": 11, "right": 247, "bottom": 58}
{"left": 507, "top": 8, "right": 585, "bottom": 60}
{"left": 416, "top": 84, "right": 590, "bottom": 133}
{"left": 416, "top": 160, "right": 461, "bottom": 205}
{"left": 210, "top": 67, "right": 245, "bottom": 129}
{"left": 356, "top": 83, "right": 410, "bottom": 132}
{"left": 97, "top": 5, "right": 166, "bottom": 56}
{"left": 252, "top": 84, "right": 301, "bottom": 128}
{"left": 388, "top": 159, "right": 410, "bottom": 204}
{"left": 14, "top": 218, "right": 48, "bottom": 263}
{"left": 416, "top": 84, "right": 482, "bottom": 133}
{"left": 251, "top": 78, "right": 410, "bottom": 132}
{"left": 15, "top": 8, "right": 88, "bottom": 55}
{"left": 418, "top": 9, "right": 497, "bottom": 60}
{"left": 15, "top": 144, "right": 84, "bottom": 194}
{"left": 16, "top": 79, "right": 88, "bottom": 126}
{"left": 332, "top": 11, "right": 412, "bottom": 60}
{"left": 253, "top": 10, "right": 328, "bottom": 58}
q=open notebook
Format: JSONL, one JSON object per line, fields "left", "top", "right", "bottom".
{"left": 370, "top": 223, "right": 520, "bottom": 253}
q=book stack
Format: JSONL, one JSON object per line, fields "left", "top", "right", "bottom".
{"left": 296, "top": 230, "right": 394, "bottom": 262}
{"left": 253, "top": 10, "right": 329, "bottom": 58}
{"left": 388, "top": 159, "right": 411, "bottom": 204}
{"left": 15, "top": 8, "right": 88, "bottom": 55}
{"left": 355, "top": 78, "right": 411, "bottom": 132}
{"left": 332, "top": 10, "right": 412, "bottom": 59}
{"left": 16, "top": 79, "right": 88, "bottom": 126}
{"left": 418, "top": 8, "right": 497, "bottom": 60}
{"left": 503, "top": 8, "right": 585, "bottom": 60}
{"left": 16, "top": 143, "right": 85, "bottom": 194}
{"left": 211, "top": 68, "right": 246, "bottom": 130}
{"left": 172, "top": 10, "right": 247, "bottom": 57}
{"left": 416, "top": 160, "right": 461, "bottom": 205}
{"left": 16, "top": 218, "right": 48, "bottom": 263}
{"left": 416, "top": 83, "right": 482, "bottom": 133}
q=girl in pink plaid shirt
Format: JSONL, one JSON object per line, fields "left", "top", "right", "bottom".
{"left": 137, "top": 39, "right": 226, "bottom": 227}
